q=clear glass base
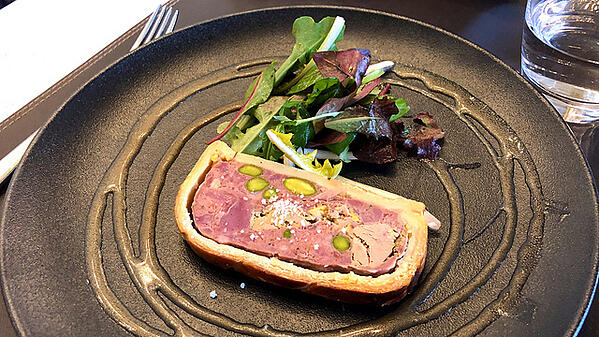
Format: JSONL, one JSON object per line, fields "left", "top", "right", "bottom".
{"left": 522, "top": 58, "right": 599, "bottom": 124}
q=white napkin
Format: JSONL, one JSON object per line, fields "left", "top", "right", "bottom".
{"left": 0, "top": 0, "right": 164, "bottom": 182}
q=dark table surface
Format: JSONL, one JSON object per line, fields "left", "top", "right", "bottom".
{"left": 1, "top": 0, "right": 598, "bottom": 336}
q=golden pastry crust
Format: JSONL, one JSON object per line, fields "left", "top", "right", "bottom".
{"left": 174, "top": 141, "right": 428, "bottom": 305}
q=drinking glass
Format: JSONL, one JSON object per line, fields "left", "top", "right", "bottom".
{"left": 521, "top": 0, "right": 599, "bottom": 123}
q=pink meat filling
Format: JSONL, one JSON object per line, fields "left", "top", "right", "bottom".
{"left": 191, "top": 160, "right": 408, "bottom": 276}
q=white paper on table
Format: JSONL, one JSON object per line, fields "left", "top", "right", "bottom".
{"left": 0, "top": 0, "right": 164, "bottom": 182}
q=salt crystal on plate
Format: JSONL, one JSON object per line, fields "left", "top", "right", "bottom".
{"left": 209, "top": 290, "right": 217, "bottom": 299}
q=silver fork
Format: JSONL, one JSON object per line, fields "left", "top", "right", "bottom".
{"left": 130, "top": 4, "right": 179, "bottom": 51}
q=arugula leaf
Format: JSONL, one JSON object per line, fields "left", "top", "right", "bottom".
{"left": 290, "top": 118, "right": 314, "bottom": 148}
{"left": 310, "top": 77, "right": 379, "bottom": 132}
{"left": 262, "top": 123, "right": 285, "bottom": 161}
{"left": 239, "top": 124, "right": 270, "bottom": 155}
{"left": 305, "top": 78, "right": 343, "bottom": 108}
{"left": 253, "top": 97, "right": 285, "bottom": 122}
{"left": 274, "top": 16, "right": 339, "bottom": 86}
{"left": 244, "top": 64, "right": 277, "bottom": 112}
{"left": 267, "top": 100, "right": 316, "bottom": 150}
{"left": 288, "top": 103, "right": 313, "bottom": 148}
{"left": 228, "top": 96, "right": 287, "bottom": 153}
{"left": 325, "top": 115, "right": 380, "bottom": 133}
{"left": 276, "top": 100, "right": 302, "bottom": 120}
{"left": 312, "top": 95, "right": 351, "bottom": 131}
{"left": 276, "top": 16, "right": 346, "bottom": 92}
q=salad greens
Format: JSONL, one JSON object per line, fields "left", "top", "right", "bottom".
{"left": 223, "top": 96, "right": 288, "bottom": 153}
{"left": 276, "top": 17, "right": 346, "bottom": 92}
{"left": 210, "top": 16, "right": 445, "bottom": 176}
{"left": 312, "top": 48, "right": 371, "bottom": 88}
{"left": 274, "top": 16, "right": 344, "bottom": 87}
{"left": 266, "top": 130, "right": 343, "bottom": 178}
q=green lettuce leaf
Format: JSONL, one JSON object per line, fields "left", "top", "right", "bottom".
{"left": 274, "top": 16, "right": 339, "bottom": 86}
{"left": 324, "top": 105, "right": 393, "bottom": 140}
{"left": 286, "top": 66, "right": 324, "bottom": 94}
{"left": 228, "top": 96, "right": 288, "bottom": 153}
{"left": 389, "top": 98, "right": 411, "bottom": 122}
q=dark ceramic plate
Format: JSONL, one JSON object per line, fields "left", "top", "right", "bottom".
{"left": 2, "top": 6, "right": 598, "bottom": 337}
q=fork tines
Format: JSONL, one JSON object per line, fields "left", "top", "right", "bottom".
{"left": 130, "top": 4, "right": 179, "bottom": 51}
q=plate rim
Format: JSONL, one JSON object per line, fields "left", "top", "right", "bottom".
{"left": 1, "top": 5, "right": 598, "bottom": 336}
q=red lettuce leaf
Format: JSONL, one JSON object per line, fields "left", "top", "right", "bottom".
{"left": 351, "top": 134, "right": 398, "bottom": 164}
{"left": 370, "top": 96, "right": 399, "bottom": 119}
{"left": 313, "top": 49, "right": 371, "bottom": 88}
{"left": 306, "top": 129, "right": 347, "bottom": 147}
{"left": 316, "top": 95, "right": 351, "bottom": 116}
{"left": 312, "top": 95, "right": 351, "bottom": 132}
{"left": 346, "top": 98, "right": 399, "bottom": 164}
{"left": 401, "top": 112, "right": 445, "bottom": 160}
{"left": 349, "top": 77, "right": 381, "bottom": 105}
{"left": 414, "top": 112, "right": 441, "bottom": 128}
{"left": 343, "top": 106, "right": 444, "bottom": 163}
{"left": 312, "top": 78, "right": 381, "bottom": 132}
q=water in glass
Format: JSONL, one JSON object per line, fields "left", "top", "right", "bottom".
{"left": 521, "top": 0, "right": 599, "bottom": 123}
